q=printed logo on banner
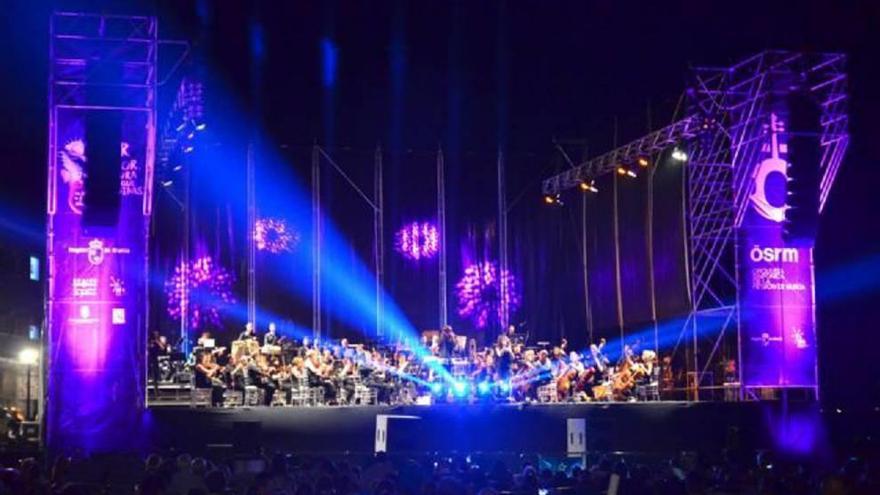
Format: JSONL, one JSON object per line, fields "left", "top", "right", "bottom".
{"left": 72, "top": 277, "right": 98, "bottom": 297}
{"left": 739, "top": 109, "right": 818, "bottom": 389}
{"left": 60, "top": 140, "right": 86, "bottom": 214}
{"left": 67, "top": 239, "right": 131, "bottom": 265}
{"left": 110, "top": 276, "right": 126, "bottom": 297}
{"left": 119, "top": 142, "right": 144, "bottom": 196}
{"left": 749, "top": 114, "right": 789, "bottom": 223}
{"left": 70, "top": 304, "right": 98, "bottom": 324}
{"left": 87, "top": 239, "right": 105, "bottom": 265}
{"left": 59, "top": 139, "right": 142, "bottom": 215}
{"left": 112, "top": 308, "right": 126, "bottom": 325}
{"left": 751, "top": 332, "right": 783, "bottom": 347}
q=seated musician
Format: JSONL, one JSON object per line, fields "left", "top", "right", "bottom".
{"left": 557, "top": 351, "right": 587, "bottom": 401}
{"left": 334, "top": 338, "right": 349, "bottom": 359}
{"left": 438, "top": 325, "right": 456, "bottom": 359}
{"left": 229, "top": 356, "right": 250, "bottom": 391}
{"left": 590, "top": 338, "right": 610, "bottom": 378}
{"left": 635, "top": 350, "right": 657, "bottom": 385}
{"left": 290, "top": 356, "right": 307, "bottom": 384}
{"left": 194, "top": 351, "right": 226, "bottom": 406}
{"left": 612, "top": 355, "right": 637, "bottom": 401}
{"left": 495, "top": 337, "right": 513, "bottom": 381}
{"left": 395, "top": 351, "right": 410, "bottom": 375}
{"left": 238, "top": 322, "right": 257, "bottom": 342}
{"left": 538, "top": 350, "right": 554, "bottom": 378}
{"left": 306, "top": 349, "right": 336, "bottom": 403}
{"left": 263, "top": 322, "right": 278, "bottom": 347}
{"left": 366, "top": 350, "right": 394, "bottom": 404}
{"left": 471, "top": 352, "right": 495, "bottom": 384}
{"left": 247, "top": 355, "right": 276, "bottom": 406}
{"left": 338, "top": 357, "right": 357, "bottom": 404}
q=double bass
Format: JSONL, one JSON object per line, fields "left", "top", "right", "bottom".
{"left": 612, "top": 360, "right": 635, "bottom": 400}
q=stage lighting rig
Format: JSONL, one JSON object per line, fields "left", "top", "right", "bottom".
{"left": 543, "top": 194, "right": 564, "bottom": 206}
{"left": 671, "top": 147, "right": 688, "bottom": 162}
{"left": 579, "top": 180, "right": 599, "bottom": 193}
{"left": 616, "top": 166, "right": 637, "bottom": 178}
{"left": 477, "top": 381, "right": 491, "bottom": 396}
{"left": 452, "top": 381, "right": 469, "bottom": 398}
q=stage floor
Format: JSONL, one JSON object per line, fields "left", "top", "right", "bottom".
{"left": 145, "top": 401, "right": 821, "bottom": 455}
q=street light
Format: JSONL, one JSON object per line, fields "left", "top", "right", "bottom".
{"left": 18, "top": 348, "right": 39, "bottom": 420}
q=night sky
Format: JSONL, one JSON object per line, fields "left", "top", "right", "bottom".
{"left": 1, "top": 0, "right": 879, "bottom": 407}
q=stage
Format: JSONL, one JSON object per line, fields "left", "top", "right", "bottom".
{"left": 145, "top": 401, "right": 824, "bottom": 456}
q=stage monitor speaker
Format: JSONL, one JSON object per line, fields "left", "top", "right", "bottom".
{"left": 783, "top": 87, "right": 822, "bottom": 246}
{"left": 82, "top": 60, "right": 124, "bottom": 228}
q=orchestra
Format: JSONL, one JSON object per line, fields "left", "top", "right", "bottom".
{"left": 163, "top": 322, "right": 675, "bottom": 407}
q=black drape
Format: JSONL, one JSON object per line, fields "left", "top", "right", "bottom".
{"left": 618, "top": 171, "right": 654, "bottom": 336}
{"left": 586, "top": 174, "right": 621, "bottom": 342}
{"left": 651, "top": 152, "right": 690, "bottom": 318}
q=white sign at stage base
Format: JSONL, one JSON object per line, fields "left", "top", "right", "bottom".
{"left": 567, "top": 418, "right": 586, "bottom": 457}
{"left": 375, "top": 414, "right": 420, "bottom": 453}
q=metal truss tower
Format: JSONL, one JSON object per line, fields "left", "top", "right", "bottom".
{"left": 46, "top": 12, "right": 157, "bottom": 450}
{"left": 682, "top": 51, "right": 848, "bottom": 399}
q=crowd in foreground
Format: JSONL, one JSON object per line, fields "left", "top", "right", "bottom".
{"left": 1, "top": 447, "right": 879, "bottom": 495}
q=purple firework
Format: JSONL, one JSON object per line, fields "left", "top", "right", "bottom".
{"left": 455, "top": 261, "right": 520, "bottom": 328}
{"left": 395, "top": 221, "right": 439, "bottom": 260}
{"left": 165, "top": 256, "right": 236, "bottom": 329}
{"left": 254, "top": 217, "right": 299, "bottom": 254}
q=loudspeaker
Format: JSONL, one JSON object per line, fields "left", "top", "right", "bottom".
{"left": 783, "top": 87, "right": 822, "bottom": 246}
{"left": 83, "top": 109, "right": 123, "bottom": 227}
{"left": 82, "top": 61, "right": 123, "bottom": 228}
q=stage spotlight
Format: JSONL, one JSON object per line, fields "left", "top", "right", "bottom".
{"left": 477, "top": 381, "right": 491, "bottom": 396}
{"left": 452, "top": 381, "right": 469, "bottom": 397}
{"left": 543, "top": 194, "right": 564, "bottom": 206}
{"left": 186, "top": 131, "right": 195, "bottom": 140}
{"left": 431, "top": 382, "right": 444, "bottom": 395}
{"left": 617, "top": 167, "right": 637, "bottom": 178}
{"left": 497, "top": 381, "right": 511, "bottom": 394}
{"left": 637, "top": 157, "right": 650, "bottom": 168}
{"left": 579, "top": 180, "right": 599, "bottom": 193}
{"left": 172, "top": 164, "right": 183, "bottom": 172}
{"left": 183, "top": 145, "right": 195, "bottom": 154}
{"left": 194, "top": 122, "right": 206, "bottom": 131}
{"left": 161, "top": 179, "right": 174, "bottom": 188}
{"left": 671, "top": 147, "right": 688, "bottom": 162}
{"left": 174, "top": 121, "right": 187, "bottom": 132}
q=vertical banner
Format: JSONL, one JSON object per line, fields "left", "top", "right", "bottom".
{"left": 47, "top": 107, "right": 149, "bottom": 451}
{"left": 739, "top": 110, "right": 818, "bottom": 389}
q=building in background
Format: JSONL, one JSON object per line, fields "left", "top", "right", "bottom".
{"left": 0, "top": 240, "right": 43, "bottom": 419}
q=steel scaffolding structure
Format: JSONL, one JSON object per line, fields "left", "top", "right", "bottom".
{"left": 541, "top": 51, "right": 848, "bottom": 400}
{"left": 682, "top": 51, "right": 848, "bottom": 399}
{"left": 46, "top": 11, "right": 158, "bottom": 448}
